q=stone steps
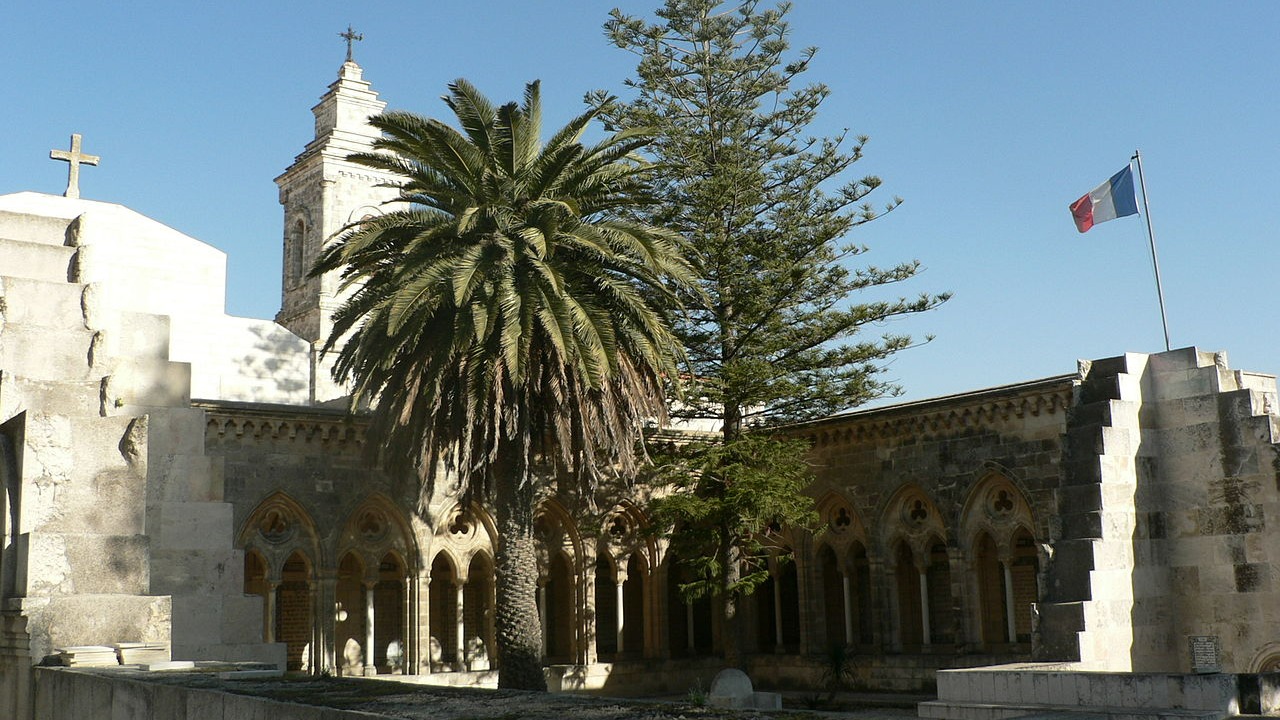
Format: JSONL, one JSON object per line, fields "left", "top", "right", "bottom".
{"left": 1, "top": 276, "right": 87, "bottom": 329}
{"left": 0, "top": 325, "right": 95, "bottom": 382}
{"left": 0, "top": 237, "right": 75, "bottom": 283}
{"left": 918, "top": 699, "right": 1225, "bottom": 720}
{"left": 0, "top": 210, "right": 72, "bottom": 247}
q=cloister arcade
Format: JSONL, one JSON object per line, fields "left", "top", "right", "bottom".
{"left": 236, "top": 471, "right": 1045, "bottom": 676}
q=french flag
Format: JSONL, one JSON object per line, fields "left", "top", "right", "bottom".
{"left": 1069, "top": 165, "right": 1139, "bottom": 233}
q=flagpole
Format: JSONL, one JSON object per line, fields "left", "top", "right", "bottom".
{"left": 1132, "top": 149, "right": 1170, "bottom": 352}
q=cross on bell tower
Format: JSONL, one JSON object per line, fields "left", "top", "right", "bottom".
{"left": 339, "top": 25, "right": 363, "bottom": 63}
{"left": 49, "top": 133, "right": 99, "bottom": 199}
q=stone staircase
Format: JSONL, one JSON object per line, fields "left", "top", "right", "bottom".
{"left": 0, "top": 202, "right": 279, "bottom": 717}
{"left": 918, "top": 664, "right": 1261, "bottom": 720}
{"left": 1035, "top": 352, "right": 1146, "bottom": 669}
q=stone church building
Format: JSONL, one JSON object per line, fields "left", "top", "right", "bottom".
{"left": 2, "top": 56, "right": 1280, "bottom": 718}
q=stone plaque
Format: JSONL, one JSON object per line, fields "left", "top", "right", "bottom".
{"left": 1189, "top": 635, "right": 1221, "bottom": 673}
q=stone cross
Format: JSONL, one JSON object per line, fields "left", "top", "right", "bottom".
{"left": 339, "top": 25, "right": 363, "bottom": 63}
{"left": 49, "top": 134, "right": 99, "bottom": 200}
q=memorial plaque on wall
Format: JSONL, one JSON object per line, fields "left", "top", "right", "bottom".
{"left": 1189, "top": 635, "right": 1221, "bottom": 674}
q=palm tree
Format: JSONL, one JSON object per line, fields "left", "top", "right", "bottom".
{"left": 312, "top": 79, "right": 694, "bottom": 690}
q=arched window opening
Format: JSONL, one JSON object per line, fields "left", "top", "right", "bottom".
{"left": 464, "top": 554, "right": 495, "bottom": 670}
{"left": 335, "top": 553, "right": 366, "bottom": 675}
{"left": 544, "top": 551, "right": 575, "bottom": 663}
{"left": 974, "top": 532, "right": 1007, "bottom": 646}
{"left": 595, "top": 556, "right": 618, "bottom": 657}
{"left": 1010, "top": 528, "right": 1039, "bottom": 643}
{"left": 817, "top": 545, "right": 845, "bottom": 647}
{"left": 373, "top": 553, "right": 406, "bottom": 673}
{"left": 926, "top": 540, "right": 955, "bottom": 645}
{"left": 278, "top": 551, "right": 313, "bottom": 671}
{"left": 623, "top": 554, "right": 646, "bottom": 657}
{"left": 665, "top": 552, "right": 712, "bottom": 657}
{"left": 778, "top": 557, "right": 801, "bottom": 652}
{"left": 894, "top": 542, "right": 923, "bottom": 650}
{"left": 429, "top": 554, "right": 458, "bottom": 669}
{"left": 851, "top": 542, "right": 873, "bottom": 645}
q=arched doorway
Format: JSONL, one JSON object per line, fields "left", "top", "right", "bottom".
{"left": 464, "top": 553, "right": 495, "bottom": 670}
{"left": 335, "top": 552, "right": 367, "bottom": 675}
{"left": 374, "top": 552, "right": 406, "bottom": 673}
{"left": 544, "top": 550, "right": 575, "bottom": 663}
{"left": 429, "top": 553, "right": 459, "bottom": 669}
{"left": 665, "top": 552, "right": 712, "bottom": 657}
{"left": 1009, "top": 527, "right": 1038, "bottom": 643}
{"left": 237, "top": 493, "right": 321, "bottom": 672}
{"left": 817, "top": 544, "right": 845, "bottom": 646}
{"left": 894, "top": 541, "right": 923, "bottom": 650}
{"left": 974, "top": 531, "right": 1006, "bottom": 645}
{"left": 925, "top": 538, "right": 955, "bottom": 645}
{"left": 622, "top": 554, "right": 646, "bottom": 656}
{"left": 278, "top": 551, "right": 314, "bottom": 671}
{"left": 595, "top": 555, "right": 618, "bottom": 658}
{"left": 850, "top": 541, "right": 873, "bottom": 645}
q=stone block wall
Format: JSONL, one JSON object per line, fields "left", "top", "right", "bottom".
{"left": 786, "top": 376, "right": 1073, "bottom": 662}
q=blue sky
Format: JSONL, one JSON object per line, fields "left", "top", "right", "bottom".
{"left": 5, "top": 1, "right": 1278, "bottom": 405}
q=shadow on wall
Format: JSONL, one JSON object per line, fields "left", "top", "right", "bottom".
{"left": 235, "top": 322, "right": 312, "bottom": 401}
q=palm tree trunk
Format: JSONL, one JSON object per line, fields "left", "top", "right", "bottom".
{"left": 493, "top": 450, "right": 547, "bottom": 691}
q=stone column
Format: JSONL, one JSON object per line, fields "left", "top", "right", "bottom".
{"left": 883, "top": 562, "right": 901, "bottom": 651}
{"left": 364, "top": 581, "right": 377, "bottom": 676}
{"left": 841, "top": 572, "right": 854, "bottom": 646}
{"left": 264, "top": 582, "right": 279, "bottom": 644}
{"left": 318, "top": 574, "right": 337, "bottom": 675}
{"left": 1001, "top": 560, "right": 1017, "bottom": 643}
{"left": 538, "top": 579, "right": 549, "bottom": 659}
{"left": 420, "top": 574, "right": 432, "bottom": 674}
{"left": 404, "top": 575, "right": 416, "bottom": 674}
{"left": 615, "top": 565, "right": 628, "bottom": 654}
{"left": 454, "top": 580, "right": 466, "bottom": 670}
{"left": 772, "top": 573, "right": 784, "bottom": 650}
{"left": 918, "top": 564, "right": 932, "bottom": 647}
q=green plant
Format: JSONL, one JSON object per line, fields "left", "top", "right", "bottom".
{"left": 821, "top": 642, "right": 858, "bottom": 700}
{"left": 686, "top": 677, "right": 708, "bottom": 706}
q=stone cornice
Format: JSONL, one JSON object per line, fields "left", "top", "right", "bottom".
{"left": 194, "top": 399, "right": 366, "bottom": 450}
{"left": 780, "top": 375, "right": 1077, "bottom": 447}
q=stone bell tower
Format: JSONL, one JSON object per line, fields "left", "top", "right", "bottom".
{"left": 274, "top": 40, "right": 400, "bottom": 402}
{"left": 274, "top": 50, "right": 399, "bottom": 349}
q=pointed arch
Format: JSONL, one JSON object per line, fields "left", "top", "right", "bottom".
{"left": 463, "top": 551, "right": 495, "bottom": 671}
{"left": 814, "top": 490, "right": 868, "bottom": 557}
{"left": 879, "top": 483, "right": 948, "bottom": 563}
{"left": 337, "top": 493, "right": 419, "bottom": 576}
{"left": 598, "top": 500, "right": 658, "bottom": 572}
{"left": 534, "top": 498, "right": 585, "bottom": 574}
{"left": 278, "top": 550, "right": 314, "bottom": 671}
{"left": 433, "top": 500, "right": 498, "bottom": 565}
{"left": 238, "top": 491, "right": 322, "bottom": 578}
{"left": 958, "top": 471, "right": 1037, "bottom": 558}
{"left": 959, "top": 472, "right": 1040, "bottom": 649}
{"left": 428, "top": 550, "right": 460, "bottom": 669}
{"left": 335, "top": 551, "right": 367, "bottom": 675}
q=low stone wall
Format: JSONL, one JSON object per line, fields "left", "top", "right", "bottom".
{"left": 918, "top": 662, "right": 1280, "bottom": 720}
{"left": 32, "top": 667, "right": 379, "bottom": 720}
{"left": 749, "top": 651, "right": 1029, "bottom": 693}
